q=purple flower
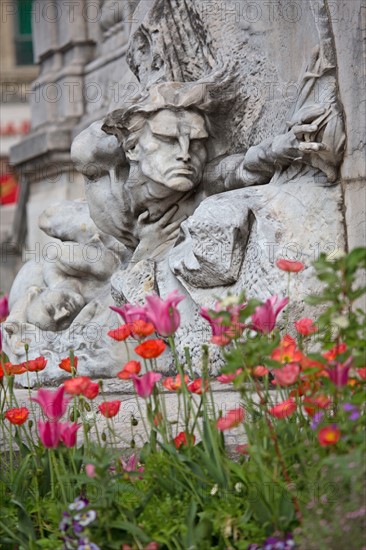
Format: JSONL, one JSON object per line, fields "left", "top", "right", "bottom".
{"left": 343, "top": 403, "right": 360, "bottom": 421}
{"left": 59, "top": 512, "right": 71, "bottom": 533}
{"left": 310, "top": 411, "right": 324, "bottom": 430}
{"left": 69, "top": 496, "right": 88, "bottom": 511}
{"left": 77, "top": 539, "right": 100, "bottom": 550}
{"left": 74, "top": 510, "right": 96, "bottom": 528}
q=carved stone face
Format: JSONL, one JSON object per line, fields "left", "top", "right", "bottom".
{"left": 127, "top": 109, "right": 209, "bottom": 192}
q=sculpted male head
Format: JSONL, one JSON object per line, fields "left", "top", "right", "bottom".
{"left": 102, "top": 82, "right": 213, "bottom": 192}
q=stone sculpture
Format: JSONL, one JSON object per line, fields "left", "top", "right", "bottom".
{"left": 3, "top": 0, "right": 348, "bottom": 383}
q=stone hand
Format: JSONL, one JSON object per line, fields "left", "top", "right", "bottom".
{"left": 272, "top": 105, "right": 328, "bottom": 164}
{"left": 133, "top": 205, "right": 187, "bottom": 262}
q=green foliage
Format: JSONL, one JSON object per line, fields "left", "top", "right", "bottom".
{"left": 0, "top": 248, "right": 365, "bottom": 549}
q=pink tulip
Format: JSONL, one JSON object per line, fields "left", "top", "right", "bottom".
{"left": 326, "top": 357, "right": 352, "bottom": 387}
{"left": 85, "top": 464, "right": 96, "bottom": 478}
{"left": 31, "top": 386, "right": 70, "bottom": 421}
{"left": 273, "top": 363, "right": 300, "bottom": 386}
{"left": 143, "top": 290, "right": 185, "bottom": 336}
{"left": 251, "top": 295, "right": 289, "bottom": 334}
{"left": 201, "top": 303, "right": 247, "bottom": 345}
{"left": 38, "top": 420, "right": 61, "bottom": 448}
{"left": 121, "top": 453, "right": 144, "bottom": 474}
{"left": 131, "top": 372, "right": 162, "bottom": 398}
{"left": 111, "top": 303, "right": 149, "bottom": 324}
{"left": 59, "top": 422, "right": 80, "bottom": 448}
{"left": 0, "top": 295, "right": 9, "bottom": 321}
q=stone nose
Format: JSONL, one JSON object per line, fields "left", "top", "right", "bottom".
{"left": 176, "top": 136, "right": 191, "bottom": 162}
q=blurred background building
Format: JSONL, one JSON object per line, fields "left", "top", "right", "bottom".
{"left": 1, "top": 0, "right": 38, "bottom": 291}
{"left": 0, "top": 0, "right": 139, "bottom": 294}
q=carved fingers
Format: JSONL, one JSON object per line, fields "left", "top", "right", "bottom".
{"left": 298, "top": 142, "right": 327, "bottom": 153}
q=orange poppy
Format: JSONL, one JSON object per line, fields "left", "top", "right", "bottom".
{"left": 134, "top": 339, "right": 166, "bottom": 359}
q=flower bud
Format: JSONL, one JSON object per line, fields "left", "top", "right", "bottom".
{"left": 131, "top": 416, "right": 138, "bottom": 427}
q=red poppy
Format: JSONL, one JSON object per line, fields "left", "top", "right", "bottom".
{"left": 268, "top": 398, "right": 296, "bottom": 419}
{"left": 271, "top": 335, "right": 303, "bottom": 364}
{"left": 64, "top": 376, "right": 91, "bottom": 395}
{"left": 253, "top": 365, "right": 269, "bottom": 377}
{"left": 188, "top": 378, "right": 209, "bottom": 394}
{"left": 236, "top": 444, "right": 249, "bottom": 455}
{"left": 174, "top": 431, "right": 196, "bottom": 449}
{"left": 98, "top": 400, "right": 121, "bottom": 418}
{"left": 0, "top": 363, "right": 3, "bottom": 381}
{"left": 357, "top": 368, "right": 366, "bottom": 380}
{"left": 276, "top": 259, "right": 305, "bottom": 272}
{"left": 25, "top": 356, "right": 48, "bottom": 372}
{"left": 162, "top": 374, "right": 189, "bottom": 391}
{"left": 108, "top": 324, "right": 132, "bottom": 341}
{"left": 134, "top": 339, "right": 166, "bottom": 359}
{"left": 3, "top": 362, "right": 27, "bottom": 375}
{"left": 59, "top": 356, "right": 78, "bottom": 373}
{"left": 5, "top": 407, "right": 29, "bottom": 425}
{"left": 117, "top": 360, "right": 141, "bottom": 380}
{"left": 294, "top": 318, "right": 318, "bottom": 336}
{"left": 273, "top": 363, "right": 300, "bottom": 386}
{"left": 83, "top": 381, "right": 99, "bottom": 400}
{"left": 217, "top": 408, "right": 245, "bottom": 431}
{"left": 323, "top": 343, "right": 347, "bottom": 361}
{"left": 153, "top": 412, "right": 163, "bottom": 427}
{"left": 318, "top": 425, "right": 341, "bottom": 446}
{"left": 303, "top": 395, "right": 331, "bottom": 416}
{"left": 131, "top": 320, "right": 155, "bottom": 338}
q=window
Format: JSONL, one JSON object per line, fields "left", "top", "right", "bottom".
{"left": 14, "top": 0, "right": 34, "bottom": 65}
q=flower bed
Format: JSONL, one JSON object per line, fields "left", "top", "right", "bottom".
{"left": 0, "top": 249, "right": 365, "bottom": 549}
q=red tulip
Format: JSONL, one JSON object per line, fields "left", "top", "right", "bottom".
{"left": 132, "top": 372, "right": 162, "bottom": 398}
{"left": 134, "top": 339, "right": 166, "bottom": 359}
{"left": 276, "top": 259, "right": 305, "bottom": 272}
{"left": 294, "top": 318, "right": 318, "bottom": 336}
{"left": 217, "top": 408, "right": 245, "bottom": 431}
{"left": 318, "top": 425, "right": 341, "bottom": 446}
{"left": 31, "top": 386, "right": 70, "bottom": 421}
{"left": 4, "top": 407, "right": 29, "bottom": 425}
{"left": 268, "top": 398, "right": 296, "bottom": 419}
{"left": 251, "top": 295, "right": 288, "bottom": 334}
{"left": 98, "top": 400, "right": 121, "bottom": 418}
{"left": 38, "top": 420, "right": 61, "bottom": 448}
